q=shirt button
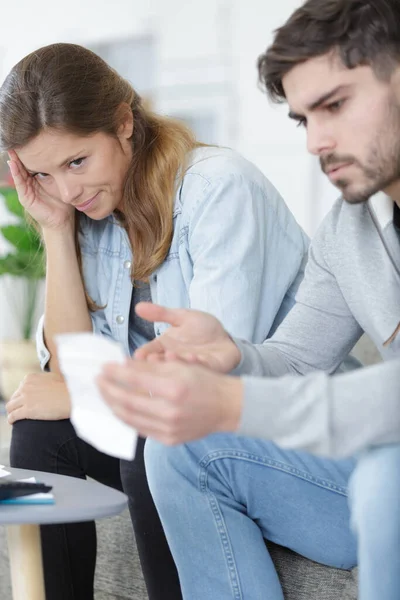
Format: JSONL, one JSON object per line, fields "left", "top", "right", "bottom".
{"left": 124, "top": 260, "right": 132, "bottom": 270}
{"left": 116, "top": 315, "right": 125, "bottom": 325}
{"left": 153, "top": 274, "right": 157, "bottom": 282}
{"left": 156, "top": 328, "right": 161, "bottom": 336}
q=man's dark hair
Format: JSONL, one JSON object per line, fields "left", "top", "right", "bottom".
{"left": 258, "top": 0, "right": 400, "bottom": 103}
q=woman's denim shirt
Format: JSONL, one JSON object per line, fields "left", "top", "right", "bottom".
{"left": 37, "top": 147, "right": 309, "bottom": 368}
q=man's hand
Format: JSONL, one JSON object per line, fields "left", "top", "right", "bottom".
{"left": 6, "top": 372, "right": 71, "bottom": 424}
{"left": 97, "top": 359, "right": 243, "bottom": 445}
{"left": 134, "top": 302, "right": 242, "bottom": 373}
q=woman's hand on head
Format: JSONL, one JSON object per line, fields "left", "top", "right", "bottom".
{"left": 8, "top": 150, "right": 75, "bottom": 231}
{"left": 6, "top": 371, "right": 71, "bottom": 424}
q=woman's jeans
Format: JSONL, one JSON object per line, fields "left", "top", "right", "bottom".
{"left": 145, "top": 433, "right": 398, "bottom": 600}
{"left": 10, "top": 419, "right": 182, "bottom": 600}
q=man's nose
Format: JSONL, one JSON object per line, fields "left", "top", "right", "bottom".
{"left": 306, "top": 120, "right": 336, "bottom": 157}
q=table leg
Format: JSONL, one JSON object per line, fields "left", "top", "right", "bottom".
{"left": 7, "top": 524, "right": 45, "bottom": 600}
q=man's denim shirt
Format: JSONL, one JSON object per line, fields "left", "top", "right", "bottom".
{"left": 37, "top": 147, "right": 309, "bottom": 368}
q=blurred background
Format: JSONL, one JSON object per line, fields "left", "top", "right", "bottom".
{"left": 0, "top": 0, "right": 339, "bottom": 344}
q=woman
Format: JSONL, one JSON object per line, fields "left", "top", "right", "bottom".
{"left": 0, "top": 43, "right": 308, "bottom": 600}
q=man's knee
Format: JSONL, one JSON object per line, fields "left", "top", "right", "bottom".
{"left": 145, "top": 439, "right": 188, "bottom": 489}
{"left": 144, "top": 437, "right": 212, "bottom": 510}
{"left": 349, "top": 445, "right": 400, "bottom": 544}
{"left": 144, "top": 433, "right": 280, "bottom": 502}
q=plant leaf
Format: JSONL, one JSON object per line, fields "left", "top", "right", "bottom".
{"left": 0, "top": 251, "right": 45, "bottom": 279}
{"left": 0, "top": 253, "right": 27, "bottom": 276}
{"left": 0, "top": 225, "right": 32, "bottom": 252}
{"left": 0, "top": 187, "right": 24, "bottom": 218}
{"left": 0, "top": 224, "right": 43, "bottom": 253}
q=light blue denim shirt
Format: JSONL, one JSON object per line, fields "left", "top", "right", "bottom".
{"left": 37, "top": 146, "right": 309, "bottom": 368}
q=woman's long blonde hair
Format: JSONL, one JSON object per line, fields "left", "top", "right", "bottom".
{"left": 0, "top": 43, "right": 201, "bottom": 308}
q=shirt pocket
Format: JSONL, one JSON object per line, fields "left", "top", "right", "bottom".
{"left": 81, "top": 248, "right": 113, "bottom": 307}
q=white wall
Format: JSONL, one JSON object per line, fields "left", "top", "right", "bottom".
{"left": 0, "top": 0, "right": 339, "bottom": 339}
{"left": 150, "top": 0, "right": 337, "bottom": 233}
{"left": 232, "top": 0, "right": 315, "bottom": 231}
{"left": 0, "top": 0, "right": 156, "bottom": 73}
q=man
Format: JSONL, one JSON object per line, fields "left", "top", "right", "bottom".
{"left": 99, "top": 1, "right": 400, "bottom": 598}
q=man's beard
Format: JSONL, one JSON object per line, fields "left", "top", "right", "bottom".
{"left": 320, "top": 98, "right": 400, "bottom": 204}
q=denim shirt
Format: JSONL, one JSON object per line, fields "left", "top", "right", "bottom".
{"left": 37, "top": 146, "right": 309, "bottom": 368}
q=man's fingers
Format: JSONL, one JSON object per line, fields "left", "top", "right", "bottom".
{"left": 166, "top": 351, "right": 198, "bottom": 363}
{"left": 99, "top": 376, "right": 171, "bottom": 422}
{"left": 100, "top": 362, "right": 182, "bottom": 400}
{"left": 146, "top": 353, "right": 165, "bottom": 363}
{"left": 135, "top": 302, "right": 188, "bottom": 328}
{"left": 111, "top": 403, "right": 178, "bottom": 444}
{"left": 134, "top": 338, "right": 164, "bottom": 360}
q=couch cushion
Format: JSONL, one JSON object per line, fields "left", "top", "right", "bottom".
{"left": 94, "top": 509, "right": 357, "bottom": 600}
{"left": 0, "top": 519, "right": 358, "bottom": 600}
{"left": 268, "top": 542, "right": 357, "bottom": 600}
{"left": 95, "top": 509, "right": 147, "bottom": 600}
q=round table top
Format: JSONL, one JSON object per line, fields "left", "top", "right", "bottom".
{"left": 0, "top": 467, "right": 128, "bottom": 525}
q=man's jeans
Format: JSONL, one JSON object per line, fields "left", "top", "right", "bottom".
{"left": 349, "top": 444, "right": 400, "bottom": 600}
{"left": 145, "top": 435, "right": 400, "bottom": 600}
{"left": 145, "top": 434, "right": 357, "bottom": 600}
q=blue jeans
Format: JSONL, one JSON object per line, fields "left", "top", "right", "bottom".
{"left": 144, "top": 434, "right": 357, "bottom": 600}
{"left": 349, "top": 444, "right": 400, "bottom": 600}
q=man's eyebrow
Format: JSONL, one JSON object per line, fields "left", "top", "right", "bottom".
{"left": 288, "top": 85, "right": 351, "bottom": 121}
{"left": 25, "top": 149, "right": 86, "bottom": 174}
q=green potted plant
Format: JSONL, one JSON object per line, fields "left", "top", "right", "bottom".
{"left": 0, "top": 186, "right": 46, "bottom": 399}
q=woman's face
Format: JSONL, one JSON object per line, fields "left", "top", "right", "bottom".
{"left": 16, "top": 121, "right": 133, "bottom": 219}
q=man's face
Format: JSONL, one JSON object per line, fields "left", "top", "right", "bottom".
{"left": 282, "top": 52, "right": 400, "bottom": 204}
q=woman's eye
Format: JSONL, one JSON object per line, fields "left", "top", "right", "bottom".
{"left": 33, "top": 172, "right": 48, "bottom": 180}
{"left": 69, "top": 157, "right": 86, "bottom": 169}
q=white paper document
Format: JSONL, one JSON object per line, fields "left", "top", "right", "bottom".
{"left": 56, "top": 333, "right": 137, "bottom": 460}
{"left": 0, "top": 465, "right": 11, "bottom": 478}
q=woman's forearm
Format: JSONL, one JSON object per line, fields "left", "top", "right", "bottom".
{"left": 42, "top": 224, "right": 93, "bottom": 373}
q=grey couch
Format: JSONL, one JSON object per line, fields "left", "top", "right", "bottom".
{"left": 0, "top": 336, "right": 380, "bottom": 599}
{"left": 92, "top": 508, "right": 358, "bottom": 600}
{"left": 0, "top": 504, "right": 358, "bottom": 600}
